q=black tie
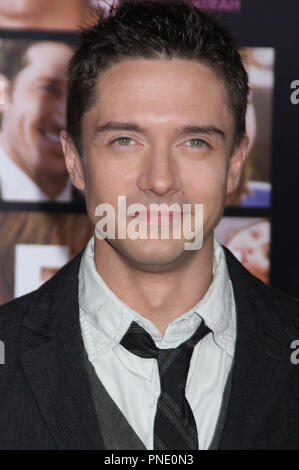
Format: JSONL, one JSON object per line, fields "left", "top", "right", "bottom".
{"left": 120, "top": 319, "right": 211, "bottom": 450}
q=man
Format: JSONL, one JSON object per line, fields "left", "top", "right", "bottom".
{"left": 0, "top": 0, "right": 299, "bottom": 450}
{"left": 0, "top": 40, "right": 82, "bottom": 202}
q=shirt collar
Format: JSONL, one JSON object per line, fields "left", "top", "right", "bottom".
{"left": 0, "top": 143, "right": 73, "bottom": 202}
{"left": 78, "top": 236, "right": 236, "bottom": 357}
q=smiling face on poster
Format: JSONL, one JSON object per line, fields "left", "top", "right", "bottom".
{"left": 0, "top": 39, "right": 82, "bottom": 202}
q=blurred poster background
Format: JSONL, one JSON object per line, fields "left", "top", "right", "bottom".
{"left": 0, "top": 210, "right": 93, "bottom": 304}
{"left": 226, "top": 47, "right": 274, "bottom": 208}
{"left": 215, "top": 217, "right": 270, "bottom": 286}
{"left": 0, "top": 0, "right": 297, "bottom": 303}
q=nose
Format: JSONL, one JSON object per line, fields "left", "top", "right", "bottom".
{"left": 53, "top": 97, "right": 66, "bottom": 129}
{"left": 137, "top": 143, "right": 181, "bottom": 197}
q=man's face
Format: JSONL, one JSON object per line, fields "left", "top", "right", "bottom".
{"left": 65, "top": 58, "right": 247, "bottom": 270}
{"left": 2, "top": 42, "right": 73, "bottom": 182}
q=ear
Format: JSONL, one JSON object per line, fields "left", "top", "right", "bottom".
{"left": 226, "top": 135, "right": 249, "bottom": 196}
{"left": 0, "top": 73, "right": 10, "bottom": 113}
{"left": 60, "top": 130, "right": 86, "bottom": 191}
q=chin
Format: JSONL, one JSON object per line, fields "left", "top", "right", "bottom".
{"left": 42, "top": 159, "right": 69, "bottom": 177}
{"left": 112, "top": 238, "right": 190, "bottom": 272}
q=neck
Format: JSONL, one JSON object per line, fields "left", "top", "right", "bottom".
{"left": 30, "top": 172, "right": 69, "bottom": 200}
{"left": 94, "top": 235, "right": 214, "bottom": 336}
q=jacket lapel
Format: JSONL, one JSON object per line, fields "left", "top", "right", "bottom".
{"left": 219, "top": 247, "right": 292, "bottom": 449}
{"left": 20, "top": 252, "right": 105, "bottom": 450}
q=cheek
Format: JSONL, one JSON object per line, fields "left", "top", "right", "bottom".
{"left": 84, "top": 158, "right": 127, "bottom": 210}
{"left": 17, "top": 90, "right": 51, "bottom": 125}
{"left": 185, "top": 162, "right": 228, "bottom": 204}
{"left": 87, "top": 149, "right": 138, "bottom": 192}
{"left": 12, "top": 104, "right": 39, "bottom": 132}
{"left": 6, "top": 106, "right": 32, "bottom": 144}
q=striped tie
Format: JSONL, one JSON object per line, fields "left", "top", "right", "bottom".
{"left": 120, "top": 320, "right": 211, "bottom": 450}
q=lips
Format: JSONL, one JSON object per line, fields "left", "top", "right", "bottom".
{"left": 43, "top": 130, "right": 61, "bottom": 144}
{"left": 39, "top": 128, "right": 63, "bottom": 152}
{"left": 132, "top": 210, "right": 183, "bottom": 225}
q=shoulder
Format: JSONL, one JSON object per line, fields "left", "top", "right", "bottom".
{"left": 0, "top": 249, "right": 84, "bottom": 338}
{"left": 223, "top": 245, "right": 299, "bottom": 334}
{"left": 0, "top": 291, "right": 34, "bottom": 330}
{"left": 262, "top": 283, "right": 299, "bottom": 332}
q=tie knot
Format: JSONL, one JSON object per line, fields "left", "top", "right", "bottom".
{"left": 120, "top": 319, "right": 211, "bottom": 369}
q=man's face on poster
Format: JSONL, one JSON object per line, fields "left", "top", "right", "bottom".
{"left": 2, "top": 41, "right": 73, "bottom": 183}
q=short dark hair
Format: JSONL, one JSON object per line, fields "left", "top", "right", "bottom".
{"left": 0, "top": 40, "right": 35, "bottom": 81}
{"left": 67, "top": 0, "right": 249, "bottom": 155}
{"left": 0, "top": 39, "right": 74, "bottom": 84}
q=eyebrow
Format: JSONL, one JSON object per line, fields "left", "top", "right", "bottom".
{"left": 33, "top": 77, "right": 65, "bottom": 88}
{"left": 95, "top": 121, "right": 225, "bottom": 140}
{"left": 179, "top": 126, "right": 226, "bottom": 141}
{"left": 95, "top": 122, "right": 146, "bottom": 134}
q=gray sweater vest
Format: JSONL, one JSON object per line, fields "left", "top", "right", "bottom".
{"left": 83, "top": 349, "right": 233, "bottom": 450}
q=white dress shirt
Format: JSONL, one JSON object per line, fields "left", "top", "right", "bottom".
{"left": 78, "top": 236, "right": 236, "bottom": 450}
{"left": 0, "top": 145, "right": 72, "bottom": 202}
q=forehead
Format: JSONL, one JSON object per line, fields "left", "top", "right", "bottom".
{"left": 19, "top": 42, "right": 73, "bottom": 81}
{"left": 86, "top": 58, "right": 233, "bottom": 129}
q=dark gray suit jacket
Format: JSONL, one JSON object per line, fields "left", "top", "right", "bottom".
{"left": 0, "top": 246, "right": 299, "bottom": 449}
